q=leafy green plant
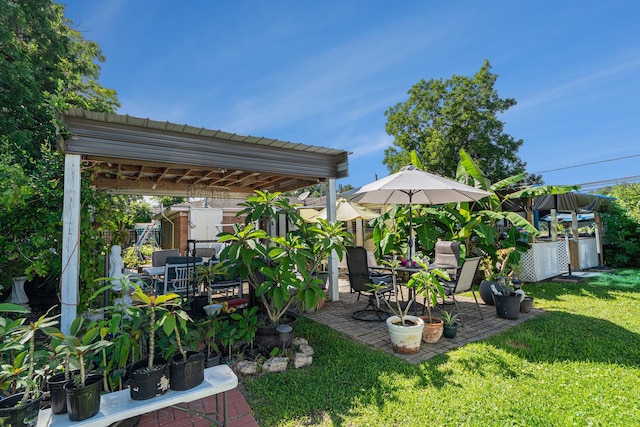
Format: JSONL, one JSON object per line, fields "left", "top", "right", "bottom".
{"left": 0, "top": 304, "right": 60, "bottom": 404}
{"left": 158, "top": 298, "right": 193, "bottom": 363}
{"left": 376, "top": 256, "right": 449, "bottom": 325}
{"left": 439, "top": 309, "right": 460, "bottom": 326}
{"left": 218, "top": 190, "right": 352, "bottom": 326}
{"left": 231, "top": 306, "right": 259, "bottom": 349}
{"left": 53, "top": 317, "right": 112, "bottom": 387}
{"left": 130, "top": 284, "right": 180, "bottom": 370}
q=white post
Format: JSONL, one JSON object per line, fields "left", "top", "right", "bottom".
{"left": 326, "top": 179, "right": 339, "bottom": 302}
{"left": 61, "top": 154, "right": 81, "bottom": 334}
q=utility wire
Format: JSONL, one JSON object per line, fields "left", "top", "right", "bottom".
{"left": 534, "top": 153, "right": 640, "bottom": 174}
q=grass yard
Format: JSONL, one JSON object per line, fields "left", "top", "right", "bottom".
{"left": 242, "top": 270, "right": 640, "bottom": 426}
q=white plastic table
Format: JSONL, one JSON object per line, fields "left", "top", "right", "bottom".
{"left": 37, "top": 364, "right": 238, "bottom": 427}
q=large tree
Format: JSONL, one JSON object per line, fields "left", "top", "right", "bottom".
{"left": 0, "top": 0, "right": 121, "bottom": 292}
{"left": 384, "top": 60, "right": 539, "bottom": 184}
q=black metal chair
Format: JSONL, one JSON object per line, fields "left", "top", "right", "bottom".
{"left": 437, "top": 256, "right": 483, "bottom": 326}
{"left": 345, "top": 246, "right": 394, "bottom": 322}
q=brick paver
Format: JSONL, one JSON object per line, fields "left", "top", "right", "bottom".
{"left": 304, "top": 278, "right": 543, "bottom": 364}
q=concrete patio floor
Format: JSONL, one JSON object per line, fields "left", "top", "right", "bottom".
{"left": 304, "top": 278, "right": 544, "bottom": 364}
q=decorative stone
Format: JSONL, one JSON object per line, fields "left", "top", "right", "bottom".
{"left": 263, "top": 357, "right": 289, "bottom": 373}
{"left": 292, "top": 337, "right": 308, "bottom": 347}
{"left": 293, "top": 353, "right": 313, "bottom": 369}
{"left": 236, "top": 360, "right": 258, "bottom": 375}
{"left": 298, "top": 344, "right": 314, "bottom": 356}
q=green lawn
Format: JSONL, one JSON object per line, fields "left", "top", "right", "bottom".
{"left": 242, "top": 270, "right": 640, "bottom": 426}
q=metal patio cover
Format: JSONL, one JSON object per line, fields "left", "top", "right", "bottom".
{"left": 58, "top": 109, "right": 349, "bottom": 333}
{"left": 61, "top": 109, "right": 349, "bottom": 196}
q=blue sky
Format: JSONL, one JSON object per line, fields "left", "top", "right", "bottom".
{"left": 61, "top": 1, "right": 640, "bottom": 191}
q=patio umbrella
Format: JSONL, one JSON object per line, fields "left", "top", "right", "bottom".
{"left": 355, "top": 165, "right": 491, "bottom": 258}
{"left": 310, "top": 198, "right": 380, "bottom": 222}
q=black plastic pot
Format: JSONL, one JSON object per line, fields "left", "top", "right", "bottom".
{"left": 47, "top": 372, "right": 71, "bottom": 414}
{"left": 255, "top": 313, "right": 297, "bottom": 351}
{"left": 443, "top": 323, "right": 458, "bottom": 338}
{"left": 520, "top": 296, "right": 534, "bottom": 313}
{"left": 494, "top": 294, "right": 521, "bottom": 320}
{"left": 0, "top": 392, "right": 42, "bottom": 427}
{"left": 64, "top": 374, "right": 103, "bottom": 422}
{"left": 243, "top": 346, "right": 261, "bottom": 360}
{"left": 127, "top": 358, "right": 170, "bottom": 401}
{"left": 204, "top": 350, "right": 221, "bottom": 368}
{"left": 170, "top": 351, "right": 205, "bottom": 391}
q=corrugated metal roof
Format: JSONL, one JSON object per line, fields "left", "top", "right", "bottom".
{"left": 61, "top": 109, "right": 349, "bottom": 196}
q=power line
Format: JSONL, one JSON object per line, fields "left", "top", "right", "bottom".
{"left": 534, "top": 153, "right": 640, "bottom": 174}
{"left": 578, "top": 175, "right": 640, "bottom": 190}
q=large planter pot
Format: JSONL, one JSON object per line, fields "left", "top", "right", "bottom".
{"left": 0, "top": 392, "right": 41, "bottom": 427}
{"left": 479, "top": 280, "right": 497, "bottom": 305}
{"left": 64, "top": 374, "right": 103, "bottom": 422}
{"left": 520, "top": 296, "right": 534, "bottom": 313}
{"left": 47, "top": 372, "right": 71, "bottom": 415}
{"left": 170, "top": 351, "right": 205, "bottom": 391}
{"left": 443, "top": 323, "right": 458, "bottom": 338}
{"left": 386, "top": 315, "right": 424, "bottom": 355}
{"left": 493, "top": 294, "right": 521, "bottom": 320}
{"left": 419, "top": 316, "right": 444, "bottom": 343}
{"left": 255, "top": 313, "right": 297, "bottom": 351}
{"left": 127, "top": 357, "right": 170, "bottom": 401}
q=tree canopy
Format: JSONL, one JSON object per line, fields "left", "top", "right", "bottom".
{"left": 0, "top": 0, "right": 121, "bottom": 292}
{"left": 383, "top": 60, "right": 540, "bottom": 184}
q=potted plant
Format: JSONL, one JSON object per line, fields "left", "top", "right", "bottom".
{"left": 490, "top": 277, "right": 526, "bottom": 320}
{"left": 127, "top": 284, "right": 179, "bottom": 400}
{"left": 376, "top": 256, "right": 448, "bottom": 354}
{"left": 159, "top": 298, "right": 205, "bottom": 391}
{"left": 187, "top": 317, "right": 221, "bottom": 367}
{"left": 440, "top": 310, "right": 461, "bottom": 338}
{"left": 218, "top": 190, "right": 352, "bottom": 350}
{"left": 56, "top": 317, "right": 112, "bottom": 421}
{"left": 0, "top": 304, "right": 60, "bottom": 426}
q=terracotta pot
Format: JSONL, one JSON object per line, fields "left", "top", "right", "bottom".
{"left": 419, "top": 316, "right": 444, "bottom": 343}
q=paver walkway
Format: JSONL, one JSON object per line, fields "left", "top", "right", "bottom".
{"left": 304, "top": 278, "right": 544, "bottom": 364}
{"left": 136, "top": 387, "right": 258, "bottom": 427}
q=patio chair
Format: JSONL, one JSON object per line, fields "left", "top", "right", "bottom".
{"left": 346, "top": 246, "right": 394, "bottom": 322}
{"left": 429, "top": 240, "right": 461, "bottom": 280}
{"left": 162, "top": 263, "right": 197, "bottom": 295}
{"left": 151, "top": 249, "right": 181, "bottom": 267}
{"left": 435, "top": 256, "right": 483, "bottom": 326}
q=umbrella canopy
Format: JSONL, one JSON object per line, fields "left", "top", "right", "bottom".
{"left": 356, "top": 165, "right": 491, "bottom": 205}
{"left": 355, "top": 165, "right": 491, "bottom": 258}
{"left": 311, "top": 198, "right": 380, "bottom": 222}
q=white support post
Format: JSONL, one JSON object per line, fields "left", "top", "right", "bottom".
{"left": 326, "top": 179, "right": 339, "bottom": 302}
{"left": 61, "top": 154, "right": 81, "bottom": 334}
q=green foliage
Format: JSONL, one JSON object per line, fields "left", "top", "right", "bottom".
{"left": 123, "top": 244, "right": 156, "bottom": 269}
{"left": 383, "top": 60, "right": 538, "bottom": 184}
{"left": 152, "top": 196, "right": 186, "bottom": 207}
{"left": 602, "top": 203, "right": 640, "bottom": 268}
{"left": 218, "top": 190, "right": 352, "bottom": 325}
{"left": 0, "top": 0, "right": 121, "bottom": 292}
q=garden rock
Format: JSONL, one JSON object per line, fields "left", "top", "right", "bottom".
{"left": 293, "top": 353, "right": 313, "bottom": 369}
{"left": 263, "top": 357, "right": 289, "bottom": 373}
{"left": 292, "top": 337, "right": 308, "bottom": 346}
{"left": 236, "top": 360, "right": 258, "bottom": 375}
{"left": 298, "top": 344, "right": 314, "bottom": 356}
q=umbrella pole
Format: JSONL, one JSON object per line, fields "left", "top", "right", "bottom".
{"left": 408, "top": 193, "right": 413, "bottom": 260}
